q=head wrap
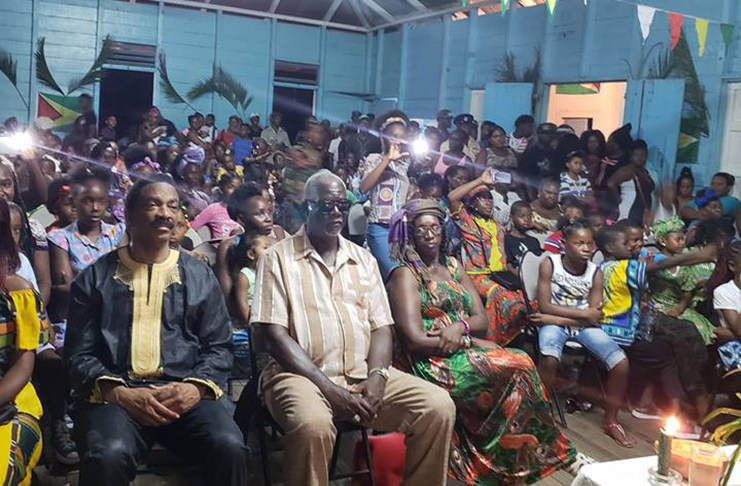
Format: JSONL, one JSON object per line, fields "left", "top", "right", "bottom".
{"left": 694, "top": 188, "right": 719, "bottom": 208}
{"left": 388, "top": 199, "right": 446, "bottom": 298}
{"left": 652, "top": 215, "right": 685, "bottom": 240}
{"left": 130, "top": 156, "right": 161, "bottom": 174}
{"left": 182, "top": 145, "right": 205, "bottom": 165}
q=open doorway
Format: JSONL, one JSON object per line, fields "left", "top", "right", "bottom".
{"left": 272, "top": 86, "right": 315, "bottom": 145}
{"left": 546, "top": 82, "right": 626, "bottom": 137}
{"left": 99, "top": 69, "right": 153, "bottom": 142}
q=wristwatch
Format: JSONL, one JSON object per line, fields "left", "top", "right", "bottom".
{"left": 369, "top": 367, "right": 390, "bottom": 382}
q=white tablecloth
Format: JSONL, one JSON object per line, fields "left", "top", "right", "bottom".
{"left": 571, "top": 446, "right": 740, "bottom": 486}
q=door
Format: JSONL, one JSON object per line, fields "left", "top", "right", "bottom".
{"left": 273, "top": 86, "right": 315, "bottom": 145}
{"left": 99, "top": 69, "right": 154, "bottom": 142}
{"left": 623, "top": 79, "right": 685, "bottom": 180}
{"left": 720, "top": 82, "right": 741, "bottom": 198}
{"left": 483, "top": 83, "right": 533, "bottom": 132}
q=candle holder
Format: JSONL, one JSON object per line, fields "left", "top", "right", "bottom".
{"left": 648, "top": 465, "right": 682, "bottom": 486}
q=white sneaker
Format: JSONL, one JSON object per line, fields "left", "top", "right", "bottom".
{"left": 566, "top": 452, "right": 596, "bottom": 476}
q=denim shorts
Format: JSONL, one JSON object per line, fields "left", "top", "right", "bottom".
{"left": 539, "top": 325, "right": 626, "bottom": 370}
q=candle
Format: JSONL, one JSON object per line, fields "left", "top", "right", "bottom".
{"left": 658, "top": 416, "right": 680, "bottom": 476}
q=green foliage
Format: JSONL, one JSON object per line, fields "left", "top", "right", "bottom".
{"left": 157, "top": 52, "right": 196, "bottom": 111}
{"left": 68, "top": 35, "right": 114, "bottom": 94}
{"left": 703, "top": 394, "right": 741, "bottom": 486}
{"left": 0, "top": 50, "right": 28, "bottom": 109}
{"left": 35, "top": 37, "right": 65, "bottom": 96}
{"left": 496, "top": 53, "right": 518, "bottom": 82}
{"left": 495, "top": 49, "right": 541, "bottom": 115}
{"left": 187, "top": 65, "right": 253, "bottom": 119}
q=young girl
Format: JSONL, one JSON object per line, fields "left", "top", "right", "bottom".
{"left": 194, "top": 174, "right": 243, "bottom": 242}
{"left": 543, "top": 198, "right": 586, "bottom": 254}
{"left": 230, "top": 231, "right": 271, "bottom": 323}
{"left": 559, "top": 151, "right": 593, "bottom": 204}
{"left": 534, "top": 220, "right": 634, "bottom": 447}
{"left": 44, "top": 177, "right": 77, "bottom": 232}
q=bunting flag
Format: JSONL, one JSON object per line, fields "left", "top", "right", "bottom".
{"left": 721, "top": 23, "right": 735, "bottom": 51}
{"left": 546, "top": 0, "right": 557, "bottom": 16}
{"left": 501, "top": 0, "right": 510, "bottom": 16}
{"left": 668, "top": 12, "right": 684, "bottom": 50}
{"left": 695, "top": 18, "right": 708, "bottom": 56}
{"left": 636, "top": 5, "right": 656, "bottom": 44}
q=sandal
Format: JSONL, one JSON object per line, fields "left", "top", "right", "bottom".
{"left": 603, "top": 421, "right": 636, "bottom": 448}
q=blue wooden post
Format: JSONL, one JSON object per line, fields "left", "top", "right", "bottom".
{"left": 579, "top": 0, "right": 596, "bottom": 80}
{"left": 375, "top": 30, "right": 384, "bottom": 102}
{"left": 399, "top": 23, "right": 410, "bottom": 110}
{"left": 316, "top": 25, "right": 327, "bottom": 117}
{"left": 266, "top": 18, "right": 276, "bottom": 117}
{"left": 153, "top": 0, "right": 164, "bottom": 107}
{"left": 364, "top": 31, "right": 373, "bottom": 113}
{"left": 28, "top": 0, "right": 39, "bottom": 122}
{"left": 463, "top": 10, "right": 478, "bottom": 114}
{"left": 438, "top": 15, "right": 450, "bottom": 112}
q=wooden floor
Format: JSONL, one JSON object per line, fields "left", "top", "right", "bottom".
{"left": 37, "top": 405, "right": 664, "bottom": 486}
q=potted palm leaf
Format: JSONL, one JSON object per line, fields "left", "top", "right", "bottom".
{"left": 702, "top": 393, "right": 741, "bottom": 486}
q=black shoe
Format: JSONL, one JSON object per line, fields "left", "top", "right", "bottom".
{"left": 51, "top": 419, "right": 79, "bottom": 466}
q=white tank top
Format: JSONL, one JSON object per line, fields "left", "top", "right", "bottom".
{"left": 548, "top": 253, "right": 597, "bottom": 311}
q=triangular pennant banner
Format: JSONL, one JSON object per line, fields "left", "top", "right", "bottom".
{"left": 695, "top": 18, "right": 708, "bottom": 56}
{"left": 668, "top": 12, "right": 684, "bottom": 50}
{"left": 636, "top": 5, "right": 656, "bottom": 44}
{"left": 546, "top": 0, "right": 557, "bottom": 16}
{"left": 721, "top": 23, "right": 735, "bottom": 51}
{"left": 501, "top": 0, "right": 510, "bottom": 16}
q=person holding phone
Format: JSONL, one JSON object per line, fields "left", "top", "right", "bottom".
{"left": 359, "top": 110, "right": 413, "bottom": 279}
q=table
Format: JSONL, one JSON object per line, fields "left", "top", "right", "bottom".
{"left": 571, "top": 446, "right": 740, "bottom": 486}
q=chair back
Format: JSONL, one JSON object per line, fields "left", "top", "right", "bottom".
{"left": 193, "top": 241, "right": 217, "bottom": 266}
{"left": 591, "top": 249, "right": 605, "bottom": 265}
{"left": 196, "top": 225, "right": 212, "bottom": 243}
{"left": 519, "top": 251, "right": 547, "bottom": 306}
{"left": 186, "top": 228, "right": 202, "bottom": 248}
{"left": 29, "top": 205, "right": 55, "bottom": 229}
{"left": 347, "top": 203, "right": 367, "bottom": 236}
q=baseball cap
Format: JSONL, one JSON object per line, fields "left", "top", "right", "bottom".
{"left": 453, "top": 113, "right": 474, "bottom": 126}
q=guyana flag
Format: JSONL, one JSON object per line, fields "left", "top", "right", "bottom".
{"left": 37, "top": 93, "right": 81, "bottom": 134}
{"left": 556, "top": 83, "right": 601, "bottom": 95}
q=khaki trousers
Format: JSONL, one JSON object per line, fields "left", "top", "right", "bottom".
{"left": 263, "top": 367, "right": 455, "bottom": 486}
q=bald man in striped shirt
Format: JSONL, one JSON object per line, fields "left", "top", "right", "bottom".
{"left": 251, "top": 170, "right": 455, "bottom": 486}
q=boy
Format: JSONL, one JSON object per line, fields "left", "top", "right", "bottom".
{"left": 100, "top": 115, "right": 117, "bottom": 142}
{"left": 543, "top": 198, "right": 585, "bottom": 254}
{"left": 204, "top": 113, "right": 217, "bottom": 140}
{"left": 504, "top": 201, "right": 541, "bottom": 272}
{"left": 596, "top": 225, "right": 716, "bottom": 424}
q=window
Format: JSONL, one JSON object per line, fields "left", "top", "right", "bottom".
{"left": 274, "top": 61, "right": 319, "bottom": 86}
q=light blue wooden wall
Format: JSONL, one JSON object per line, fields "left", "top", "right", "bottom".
{"left": 0, "top": 0, "right": 368, "bottom": 130}
{"left": 388, "top": 0, "right": 741, "bottom": 185}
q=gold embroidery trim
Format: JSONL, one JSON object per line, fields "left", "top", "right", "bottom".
{"left": 183, "top": 377, "right": 224, "bottom": 399}
{"left": 90, "top": 376, "right": 128, "bottom": 403}
{"left": 114, "top": 248, "right": 181, "bottom": 380}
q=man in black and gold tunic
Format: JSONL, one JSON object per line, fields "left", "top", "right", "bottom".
{"left": 65, "top": 175, "right": 249, "bottom": 486}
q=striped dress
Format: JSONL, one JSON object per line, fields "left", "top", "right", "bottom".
{"left": 0, "top": 289, "right": 48, "bottom": 486}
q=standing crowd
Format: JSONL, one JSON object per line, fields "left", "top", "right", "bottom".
{"left": 0, "top": 97, "right": 739, "bottom": 485}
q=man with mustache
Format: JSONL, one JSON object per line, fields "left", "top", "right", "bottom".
{"left": 251, "top": 170, "right": 456, "bottom": 486}
{"left": 64, "top": 175, "right": 249, "bottom": 485}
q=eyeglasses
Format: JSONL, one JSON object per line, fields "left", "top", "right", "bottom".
{"left": 413, "top": 225, "right": 442, "bottom": 237}
{"left": 307, "top": 199, "right": 351, "bottom": 214}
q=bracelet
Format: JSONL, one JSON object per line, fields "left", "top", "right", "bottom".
{"left": 461, "top": 335, "right": 472, "bottom": 349}
{"left": 460, "top": 319, "right": 470, "bottom": 336}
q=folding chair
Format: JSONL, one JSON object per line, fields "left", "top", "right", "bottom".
{"left": 591, "top": 249, "right": 605, "bottom": 266}
{"left": 519, "top": 250, "right": 607, "bottom": 428}
{"left": 240, "top": 329, "right": 376, "bottom": 486}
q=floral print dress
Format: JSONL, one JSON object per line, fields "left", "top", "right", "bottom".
{"left": 396, "top": 259, "right": 575, "bottom": 485}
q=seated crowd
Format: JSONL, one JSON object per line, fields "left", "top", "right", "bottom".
{"left": 0, "top": 101, "right": 740, "bottom": 486}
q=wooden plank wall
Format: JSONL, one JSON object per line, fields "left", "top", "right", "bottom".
{"left": 0, "top": 0, "right": 369, "bottom": 130}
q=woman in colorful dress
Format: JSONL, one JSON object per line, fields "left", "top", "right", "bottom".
{"left": 0, "top": 197, "right": 49, "bottom": 485}
{"left": 447, "top": 168, "right": 530, "bottom": 345}
{"left": 387, "top": 199, "right": 577, "bottom": 485}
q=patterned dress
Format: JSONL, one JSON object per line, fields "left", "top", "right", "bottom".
{"left": 395, "top": 259, "right": 575, "bottom": 485}
{"left": 0, "top": 289, "right": 49, "bottom": 486}
{"left": 455, "top": 207, "right": 530, "bottom": 345}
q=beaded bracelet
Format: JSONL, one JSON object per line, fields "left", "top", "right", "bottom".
{"left": 460, "top": 319, "right": 471, "bottom": 336}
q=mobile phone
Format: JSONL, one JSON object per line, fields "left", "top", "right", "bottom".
{"left": 492, "top": 170, "right": 512, "bottom": 184}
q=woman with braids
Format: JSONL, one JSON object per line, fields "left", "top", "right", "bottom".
{"left": 359, "top": 110, "right": 413, "bottom": 279}
{"left": 447, "top": 168, "right": 531, "bottom": 345}
{"left": 0, "top": 197, "right": 50, "bottom": 485}
{"left": 387, "top": 199, "right": 580, "bottom": 486}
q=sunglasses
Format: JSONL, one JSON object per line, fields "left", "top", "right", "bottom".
{"left": 307, "top": 199, "right": 351, "bottom": 214}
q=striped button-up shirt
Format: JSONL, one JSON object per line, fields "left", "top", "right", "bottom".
{"left": 251, "top": 228, "right": 394, "bottom": 386}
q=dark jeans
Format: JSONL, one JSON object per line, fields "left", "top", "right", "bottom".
{"left": 32, "top": 348, "right": 66, "bottom": 422}
{"left": 74, "top": 399, "right": 249, "bottom": 486}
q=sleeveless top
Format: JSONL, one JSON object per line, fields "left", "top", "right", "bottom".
{"left": 434, "top": 153, "right": 468, "bottom": 177}
{"left": 547, "top": 254, "right": 598, "bottom": 336}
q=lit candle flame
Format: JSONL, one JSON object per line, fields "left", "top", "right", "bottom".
{"left": 664, "top": 416, "right": 680, "bottom": 435}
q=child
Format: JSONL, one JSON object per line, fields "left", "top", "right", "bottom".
{"left": 193, "top": 174, "right": 243, "bottom": 242}
{"left": 418, "top": 173, "right": 444, "bottom": 202}
{"left": 504, "top": 201, "right": 541, "bottom": 272}
{"left": 543, "top": 198, "right": 586, "bottom": 254}
{"left": 713, "top": 241, "right": 741, "bottom": 372}
{"left": 230, "top": 231, "right": 271, "bottom": 323}
{"left": 45, "top": 177, "right": 77, "bottom": 232}
{"left": 216, "top": 153, "right": 244, "bottom": 182}
{"left": 648, "top": 216, "right": 715, "bottom": 344}
{"left": 614, "top": 219, "right": 646, "bottom": 259}
{"left": 533, "top": 220, "right": 634, "bottom": 447}
{"left": 559, "top": 150, "right": 593, "bottom": 204}
{"left": 596, "top": 225, "right": 716, "bottom": 424}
